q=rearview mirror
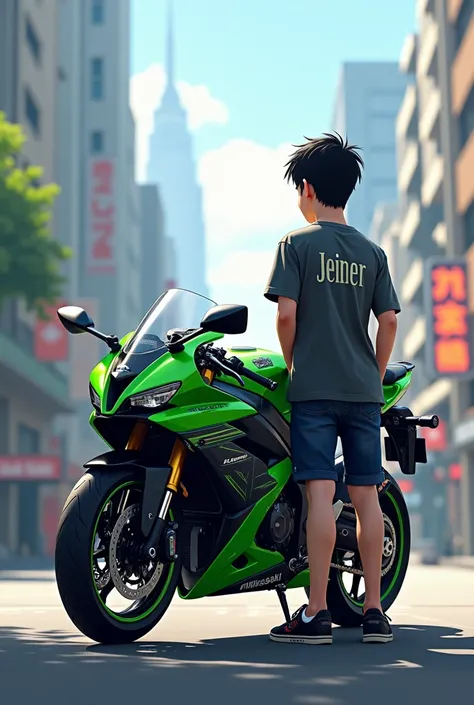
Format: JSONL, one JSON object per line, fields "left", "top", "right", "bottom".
{"left": 57, "top": 306, "right": 95, "bottom": 335}
{"left": 200, "top": 305, "right": 248, "bottom": 335}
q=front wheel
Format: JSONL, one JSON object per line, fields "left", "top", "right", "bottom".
{"left": 55, "top": 470, "right": 181, "bottom": 644}
{"left": 305, "top": 482, "right": 410, "bottom": 627}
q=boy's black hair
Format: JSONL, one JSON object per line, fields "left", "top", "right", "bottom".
{"left": 284, "top": 131, "right": 364, "bottom": 209}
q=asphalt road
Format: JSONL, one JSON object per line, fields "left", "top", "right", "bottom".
{"left": 1, "top": 561, "right": 474, "bottom": 705}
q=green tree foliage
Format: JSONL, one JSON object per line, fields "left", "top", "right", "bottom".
{"left": 0, "top": 111, "right": 71, "bottom": 317}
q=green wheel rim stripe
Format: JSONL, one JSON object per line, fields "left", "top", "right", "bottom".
{"left": 337, "top": 490, "right": 404, "bottom": 608}
{"left": 91, "top": 480, "right": 175, "bottom": 623}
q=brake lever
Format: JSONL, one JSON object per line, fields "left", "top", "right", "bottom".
{"left": 206, "top": 353, "right": 245, "bottom": 387}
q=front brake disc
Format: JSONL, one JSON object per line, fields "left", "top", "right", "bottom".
{"left": 109, "top": 503, "right": 164, "bottom": 600}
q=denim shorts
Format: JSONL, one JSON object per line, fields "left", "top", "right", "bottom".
{"left": 290, "top": 400, "right": 384, "bottom": 486}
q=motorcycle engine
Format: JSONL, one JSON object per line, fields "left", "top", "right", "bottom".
{"left": 258, "top": 500, "right": 295, "bottom": 552}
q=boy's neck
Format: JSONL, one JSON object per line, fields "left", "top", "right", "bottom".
{"left": 312, "top": 205, "right": 347, "bottom": 226}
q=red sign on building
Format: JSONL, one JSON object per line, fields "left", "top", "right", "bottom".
{"left": 0, "top": 456, "right": 61, "bottom": 481}
{"left": 426, "top": 259, "right": 471, "bottom": 376}
{"left": 420, "top": 418, "right": 447, "bottom": 453}
{"left": 35, "top": 303, "right": 68, "bottom": 361}
{"left": 87, "top": 158, "right": 116, "bottom": 274}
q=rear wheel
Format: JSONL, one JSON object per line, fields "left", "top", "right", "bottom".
{"left": 305, "top": 482, "right": 410, "bottom": 627}
{"left": 55, "top": 470, "right": 181, "bottom": 644}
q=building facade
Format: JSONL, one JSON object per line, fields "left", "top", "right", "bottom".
{"left": 0, "top": 0, "right": 145, "bottom": 560}
{"left": 332, "top": 62, "right": 408, "bottom": 236}
{"left": 395, "top": 0, "right": 474, "bottom": 553}
{"left": 0, "top": 0, "right": 71, "bottom": 560}
{"left": 147, "top": 7, "right": 208, "bottom": 297}
{"left": 55, "top": 0, "right": 142, "bottom": 476}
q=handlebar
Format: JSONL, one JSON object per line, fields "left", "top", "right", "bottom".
{"left": 239, "top": 365, "right": 278, "bottom": 391}
{"left": 226, "top": 356, "right": 278, "bottom": 391}
{"left": 404, "top": 415, "right": 439, "bottom": 429}
{"left": 203, "top": 349, "right": 278, "bottom": 392}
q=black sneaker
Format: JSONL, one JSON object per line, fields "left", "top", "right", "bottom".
{"left": 270, "top": 605, "right": 333, "bottom": 645}
{"left": 362, "top": 608, "right": 393, "bottom": 643}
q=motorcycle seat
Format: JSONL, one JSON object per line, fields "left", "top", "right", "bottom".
{"left": 383, "top": 361, "right": 415, "bottom": 386}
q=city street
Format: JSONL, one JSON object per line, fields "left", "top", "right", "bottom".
{"left": 1, "top": 561, "right": 474, "bottom": 704}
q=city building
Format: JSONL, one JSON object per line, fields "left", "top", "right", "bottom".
{"left": 368, "top": 203, "right": 406, "bottom": 356}
{"left": 0, "top": 0, "right": 71, "bottom": 559}
{"left": 56, "top": 0, "right": 143, "bottom": 478}
{"left": 0, "top": 0, "right": 147, "bottom": 560}
{"left": 139, "top": 184, "right": 167, "bottom": 313}
{"left": 395, "top": 0, "right": 474, "bottom": 553}
{"left": 147, "top": 6, "right": 208, "bottom": 297}
{"left": 332, "top": 62, "right": 408, "bottom": 236}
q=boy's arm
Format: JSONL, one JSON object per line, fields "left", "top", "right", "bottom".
{"left": 372, "top": 252, "right": 401, "bottom": 380}
{"left": 277, "top": 298, "right": 297, "bottom": 371}
{"left": 264, "top": 240, "right": 301, "bottom": 371}
{"left": 376, "top": 310, "right": 398, "bottom": 380}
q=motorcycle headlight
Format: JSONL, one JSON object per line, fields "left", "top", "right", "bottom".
{"left": 129, "top": 382, "right": 181, "bottom": 409}
{"left": 89, "top": 383, "right": 101, "bottom": 410}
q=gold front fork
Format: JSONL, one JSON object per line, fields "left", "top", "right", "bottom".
{"left": 125, "top": 423, "right": 188, "bottom": 502}
{"left": 167, "top": 438, "right": 187, "bottom": 492}
{"left": 125, "top": 420, "right": 148, "bottom": 450}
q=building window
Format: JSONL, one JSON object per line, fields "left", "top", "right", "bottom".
{"left": 90, "top": 130, "right": 104, "bottom": 153}
{"left": 90, "top": 57, "right": 104, "bottom": 100}
{"left": 18, "top": 424, "right": 40, "bottom": 454}
{"left": 455, "top": 0, "right": 474, "bottom": 48}
{"left": 91, "top": 0, "right": 105, "bottom": 24}
{"left": 0, "top": 399, "right": 9, "bottom": 454}
{"left": 459, "top": 87, "right": 474, "bottom": 151}
{"left": 25, "top": 88, "right": 40, "bottom": 136}
{"left": 464, "top": 202, "right": 474, "bottom": 250}
{"left": 25, "top": 16, "right": 41, "bottom": 64}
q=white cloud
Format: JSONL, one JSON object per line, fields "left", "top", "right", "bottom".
{"left": 130, "top": 63, "right": 229, "bottom": 182}
{"left": 199, "top": 139, "right": 301, "bottom": 246}
{"left": 209, "top": 250, "right": 275, "bottom": 288}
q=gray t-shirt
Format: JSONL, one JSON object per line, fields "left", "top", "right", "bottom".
{"left": 264, "top": 221, "right": 401, "bottom": 404}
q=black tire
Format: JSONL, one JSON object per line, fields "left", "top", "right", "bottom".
{"left": 55, "top": 469, "right": 181, "bottom": 644}
{"left": 305, "top": 480, "right": 411, "bottom": 627}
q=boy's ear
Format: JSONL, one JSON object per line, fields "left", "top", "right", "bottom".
{"left": 303, "top": 179, "right": 315, "bottom": 199}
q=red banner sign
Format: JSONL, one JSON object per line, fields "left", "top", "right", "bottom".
{"left": 426, "top": 259, "right": 471, "bottom": 376}
{"left": 420, "top": 418, "right": 447, "bottom": 452}
{"left": 35, "top": 303, "right": 68, "bottom": 361}
{"left": 449, "top": 463, "right": 462, "bottom": 481}
{"left": 0, "top": 456, "right": 61, "bottom": 481}
{"left": 87, "top": 158, "right": 115, "bottom": 274}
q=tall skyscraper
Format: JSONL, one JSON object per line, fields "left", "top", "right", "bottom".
{"left": 332, "top": 62, "right": 408, "bottom": 236}
{"left": 147, "top": 5, "right": 207, "bottom": 297}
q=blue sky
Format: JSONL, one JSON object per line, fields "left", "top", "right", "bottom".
{"left": 130, "top": 0, "right": 417, "bottom": 349}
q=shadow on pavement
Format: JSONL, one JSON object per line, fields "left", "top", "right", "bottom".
{"left": 1, "top": 623, "right": 474, "bottom": 704}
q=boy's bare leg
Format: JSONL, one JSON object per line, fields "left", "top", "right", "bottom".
{"left": 305, "top": 479, "right": 337, "bottom": 616}
{"left": 347, "top": 484, "right": 384, "bottom": 613}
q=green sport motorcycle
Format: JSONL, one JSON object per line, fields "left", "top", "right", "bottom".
{"left": 55, "top": 288, "right": 439, "bottom": 644}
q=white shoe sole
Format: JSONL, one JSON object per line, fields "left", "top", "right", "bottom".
{"left": 270, "top": 634, "right": 333, "bottom": 645}
{"left": 362, "top": 633, "right": 394, "bottom": 643}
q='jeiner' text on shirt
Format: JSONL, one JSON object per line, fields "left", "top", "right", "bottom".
{"left": 316, "top": 252, "right": 367, "bottom": 287}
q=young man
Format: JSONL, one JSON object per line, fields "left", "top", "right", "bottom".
{"left": 264, "top": 132, "right": 400, "bottom": 645}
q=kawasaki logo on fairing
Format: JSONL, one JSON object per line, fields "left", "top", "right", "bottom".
{"left": 223, "top": 454, "right": 249, "bottom": 465}
{"left": 188, "top": 404, "right": 228, "bottom": 412}
{"left": 240, "top": 573, "right": 282, "bottom": 591}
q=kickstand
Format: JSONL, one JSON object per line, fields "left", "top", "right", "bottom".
{"left": 276, "top": 585, "right": 291, "bottom": 624}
